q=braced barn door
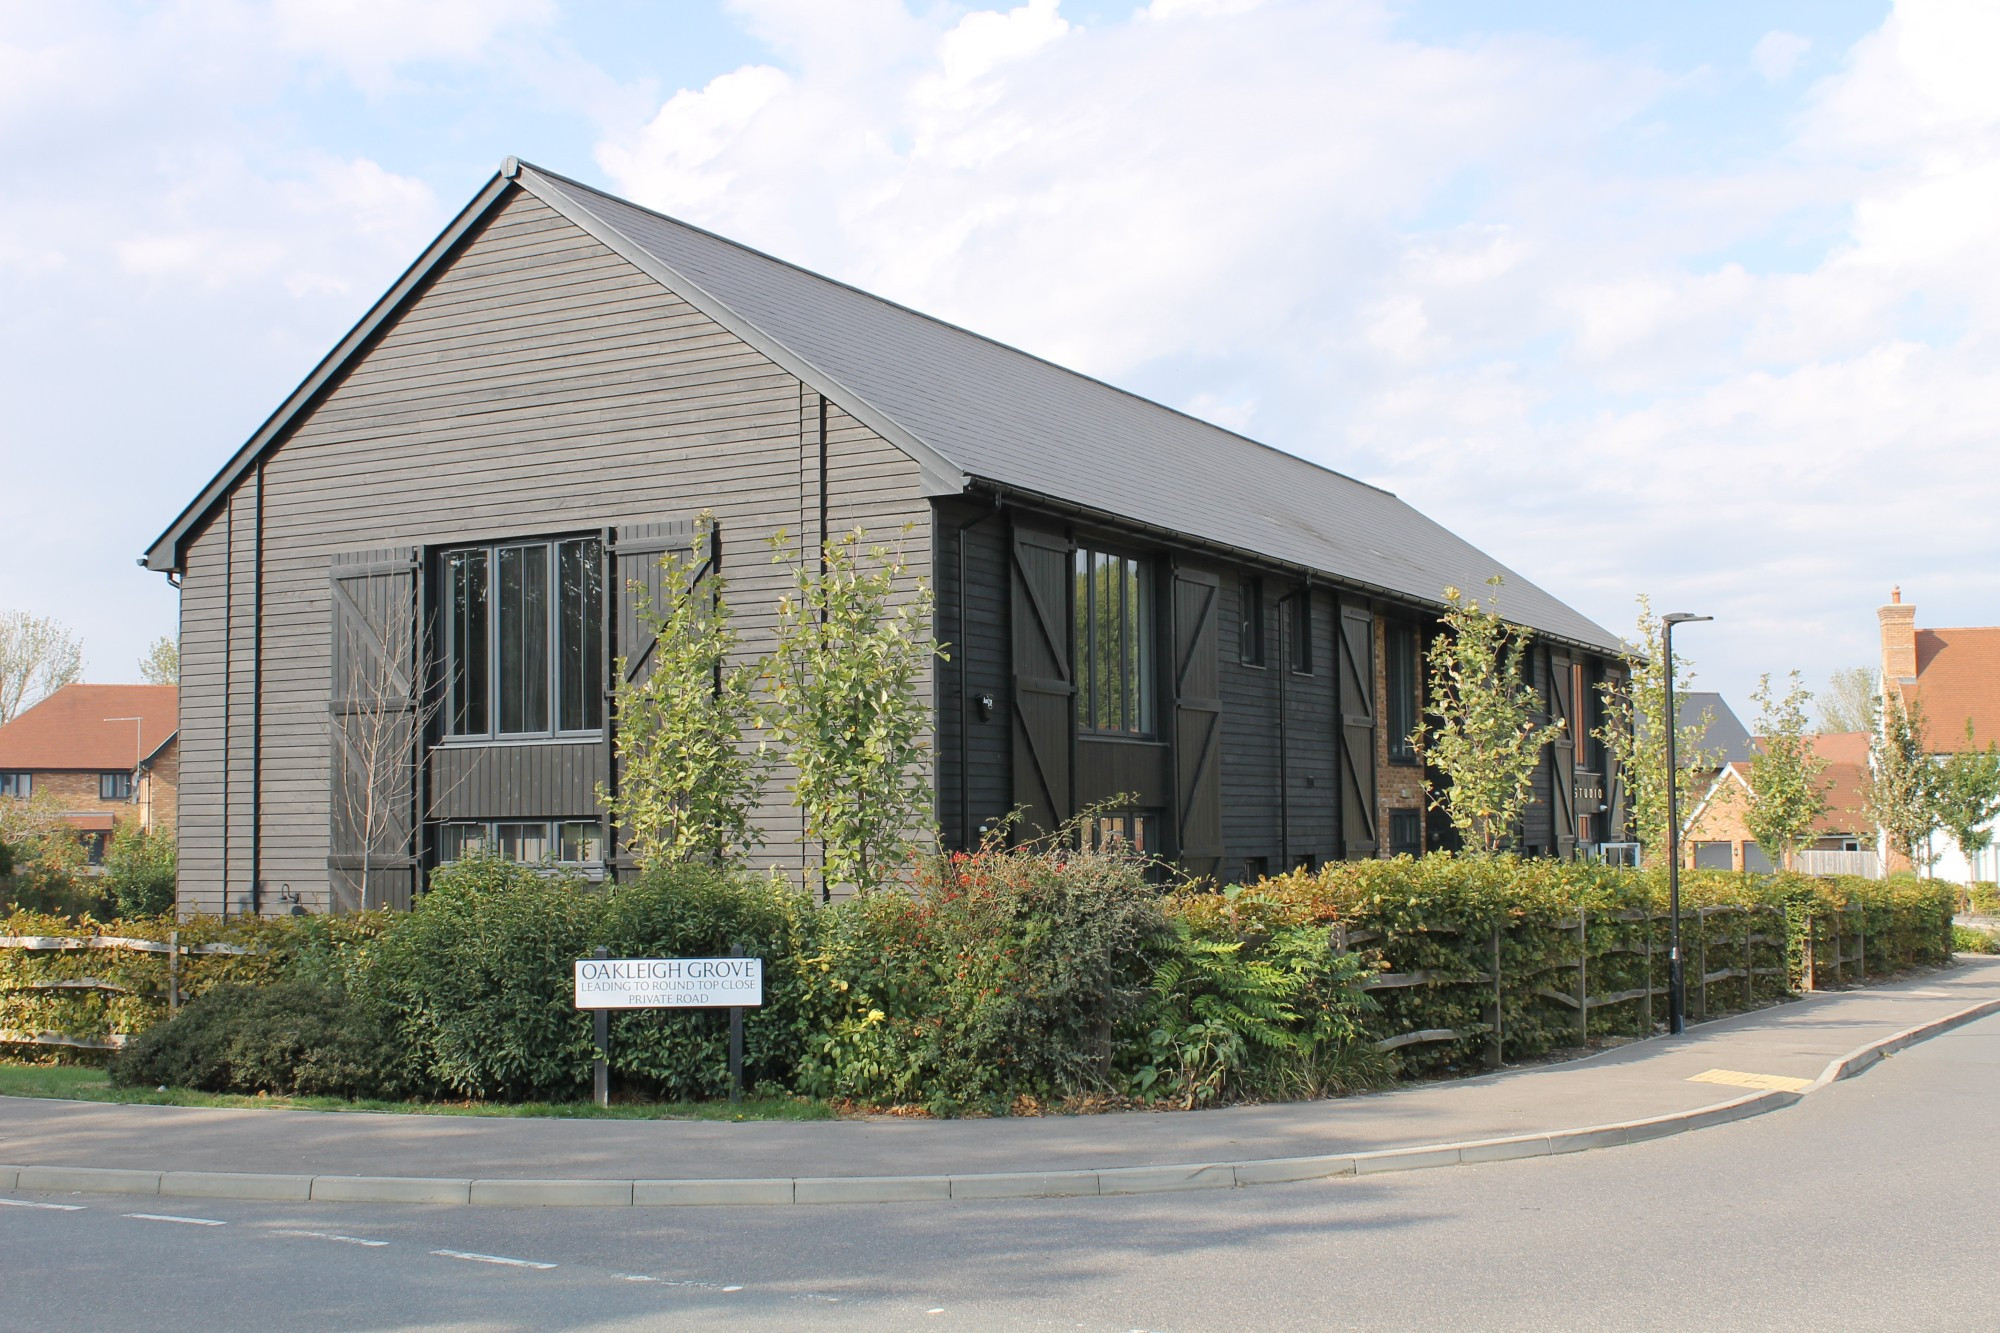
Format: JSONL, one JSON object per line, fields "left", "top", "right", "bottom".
{"left": 1171, "top": 569, "right": 1224, "bottom": 881}
{"left": 607, "top": 518, "right": 710, "bottom": 878}
{"left": 328, "top": 548, "right": 421, "bottom": 912}
{"left": 1549, "top": 653, "right": 1577, "bottom": 860}
{"left": 1010, "top": 523, "right": 1073, "bottom": 841}
{"left": 1337, "top": 600, "right": 1378, "bottom": 859}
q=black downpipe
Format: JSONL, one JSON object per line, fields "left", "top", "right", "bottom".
{"left": 250, "top": 462, "right": 264, "bottom": 916}
{"left": 817, "top": 397, "right": 830, "bottom": 901}
{"left": 955, "top": 493, "right": 1004, "bottom": 852}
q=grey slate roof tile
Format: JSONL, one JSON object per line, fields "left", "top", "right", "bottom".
{"left": 524, "top": 165, "right": 1621, "bottom": 653}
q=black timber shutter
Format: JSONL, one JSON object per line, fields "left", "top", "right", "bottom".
{"left": 1549, "top": 653, "right": 1577, "bottom": 860}
{"left": 327, "top": 547, "right": 421, "bottom": 912}
{"left": 606, "top": 518, "right": 710, "bottom": 878}
{"left": 1009, "top": 522, "right": 1073, "bottom": 841}
{"left": 1171, "top": 568, "right": 1224, "bottom": 880}
{"left": 1602, "top": 665, "right": 1628, "bottom": 840}
{"left": 1337, "top": 600, "right": 1378, "bottom": 859}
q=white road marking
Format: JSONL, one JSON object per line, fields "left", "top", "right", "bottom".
{"left": 272, "top": 1229, "right": 389, "bottom": 1247}
{"left": 0, "top": 1199, "right": 84, "bottom": 1211}
{"left": 125, "top": 1213, "right": 226, "bottom": 1227}
{"left": 722, "top": 1285, "right": 744, "bottom": 1292}
{"left": 431, "top": 1249, "right": 557, "bottom": 1270}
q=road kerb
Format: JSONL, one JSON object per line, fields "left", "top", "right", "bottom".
{"left": 1228, "top": 1154, "right": 1358, "bottom": 1186}
{"left": 311, "top": 1175, "right": 473, "bottom": 1206}
{"left": 633, "top": 1177, "right": 793, "bottom": 1207}
{"left": 947, "top": 1170, "right": 1103, "bottom": 1199}
{"left": 469, "top": 1178, "right": 634, "bottom": 1207}
{"left": 796, "top": 1175, "right": 951, "bottom": 1205}
{"left": 14, "top": 1166, "right": 161, "bottom": 1196}
{"left": 1096, "top": 1162, "right": 1235, "bottom": 1194}
{"left": 159, "top": 1170, "right": 312, "bottom": 1202}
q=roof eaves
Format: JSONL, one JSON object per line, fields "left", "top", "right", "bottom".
{"left": 512, "top": 161, "right": 970, "bottom": 498}
{"left": 141, "top": 171, "right": 520, "bottom": 573}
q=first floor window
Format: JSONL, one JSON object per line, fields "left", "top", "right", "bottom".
{"left": 0, "top": 772, "right": 28, "bottom": 800}
{"left": 437, "top": 820, "right": 605, "bottom": 868}
{"left": 99, "top": 772, "right": 133, "bottom": 801}
{"left": 1239, "top": 577, "right": 1266, "bottom": 666}
{"left": 1287, "top": 592, "right": 1312, "bottom": 674}
{"left": 443, "top": 536, "right": 603, "bottom": 739}
{"left": 1386, "top": 622, "right": 1420, "bottom": 764}
{"left": 1073, "top": 546, "right": 1155, "bottom": 735}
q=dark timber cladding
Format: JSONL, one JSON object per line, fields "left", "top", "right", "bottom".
{"left": 150, "top": 157, "right": 1626, "bottom": 916}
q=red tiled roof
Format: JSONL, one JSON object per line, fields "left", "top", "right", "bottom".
{"left": 1899, "top": 627, "right": 2000, "bottom": 752}
{"left": 1722, "top": 733, "right": 1870, "bottom": 835}
{"left": 0, "top": 685, "right": 178, "bottom": 771}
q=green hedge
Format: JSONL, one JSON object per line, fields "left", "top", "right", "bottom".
{"left": 22, "top": 851, "right": 1962, "bottom": 1113}
{"left": 1170, "top": 858, "right": 1955, "bottom": 1076}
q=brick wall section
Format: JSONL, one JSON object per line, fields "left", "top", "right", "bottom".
{"left": 1374, "top": 611, "right": 1426, "bottom": 856}
{"left": 26, "top": 769, "right": 136, "bottom": 820}
{"left": 140, "top": 738, "right": 179, "bottom": 832}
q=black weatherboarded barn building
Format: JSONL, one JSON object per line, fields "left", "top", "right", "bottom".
{"left": 145, "top": 158, "right": 1627, "bottom": 916}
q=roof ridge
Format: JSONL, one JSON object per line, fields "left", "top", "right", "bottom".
{"left": 513, "top": 158, "right": 1397, "bottom": 501}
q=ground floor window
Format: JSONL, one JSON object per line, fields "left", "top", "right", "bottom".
{"left": 1085, "top": 810, "right": 1162, "bottom": 857}
{"left": 1389, "top": 808, "right": 1422, "bottom": 857}
{"left": 436, "top": 820, "right": 605, "bottom": 870}
{"left": 0, "top": 772, "right": 29, "bottom": 799}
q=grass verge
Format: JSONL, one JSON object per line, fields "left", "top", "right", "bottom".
{"left": 0, "top": 1061, "right": 836, "bottom": 1121}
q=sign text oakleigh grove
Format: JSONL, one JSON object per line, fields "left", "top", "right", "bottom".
{"left": 573, "top": 957, "right": 764, "bottom": 1009}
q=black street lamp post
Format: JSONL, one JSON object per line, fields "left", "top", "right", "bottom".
{"left": 1662, "top": 611, "right": 1712, "bottom": 1036}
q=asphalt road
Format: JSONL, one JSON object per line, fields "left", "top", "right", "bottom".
{"left": 5, "top": 1015, "right": 1997, "bottom": 1332}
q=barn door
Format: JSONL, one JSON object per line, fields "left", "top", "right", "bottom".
{"left": 606, "top": 518, "right": 711, "bottom": 878}
{"left": 1169, "top": 569, "right": 1225, "bottom": 881}
{"left": 327, "top": 547, "right": 421, "bottom": 912}
{"left": 1549, "top": 653, "right": 1577, "bottom": 860}
{"left": 1337, "top": 600, "right": 1378, "bottom": 859}
{"left": 1010, "top": 523, "right": 1073, "bottom": 841}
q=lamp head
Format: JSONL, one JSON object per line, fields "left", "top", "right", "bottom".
{"left": 1662, "top": 613, "right": 1713, "bottom": 626}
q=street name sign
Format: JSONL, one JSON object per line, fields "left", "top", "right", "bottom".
{"left": 573, "top": 956, "right": 764, "bottom": 1010}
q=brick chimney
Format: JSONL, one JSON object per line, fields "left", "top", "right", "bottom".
{"left": 1878, "top": 585, "right": 1917, "bottom": 692}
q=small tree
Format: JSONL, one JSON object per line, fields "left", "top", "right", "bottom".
{"left": 139, "top": 636, "right": 179, "bottom": 685}
{"left": 765, "top": 526, "right": 940, "bottom": 896}
{"left": 1866, "top": 693, "right": 1941, "bottom": 874}
{"left": 103, "top": 820, "right": 177, "bottom": 917}
{"left": 600, "top": 516, "right": 764, "bottom": 869}
{"left": 1933, "top": 720, "right": 2000, "bottom": 882}
{"left": 1741, "top": 671, "right": 1829, "bottom": 871}
{"left": 1818, "top": 666, "right": 1879, "bottom": 734}
{"left": 1417, "top": 577, "right": 1560, "bottom": 855}
{"left": 0, "top": 611, "right": 83, "bottom": 725}
{"left": 332, "top": 602, "right": 440, "bottom": 912}
{"left": 1595, "top": 594, "right": 1721, "bottom": 862}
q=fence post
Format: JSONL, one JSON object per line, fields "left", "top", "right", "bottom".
{"left": 591, "top": 945, "right": 610, "bottom": 1109}
{"left": 1575, "top": 911, "right": 1589, "bottom": 1045}
{"left": 1803, "top": 913, "right": 1815, "bottom": 991}
{"left": 1695, "top": 911, "right": 1708, "bottom": 1021}
{"left": 1741, "top": 912, "right": 1752, "bottom": 1009}
{"left": 1485, "top": 925, "right": 1503, "bottom": 1070}
{"left": 167, "top": 929, "right": 179, "bottom": 1014}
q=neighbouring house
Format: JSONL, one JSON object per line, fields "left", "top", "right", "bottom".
{"left": 0, "top": 684, "right": 179, "bottom": 866}
{"left": 1681, "top": 731, "right": 1874, "bottom": 875}
{"left": 143, "top": 158, "right": 1628, "bottom": 917}
{"left": 1878, "top": 587, "right": 2000, "bottom": 880}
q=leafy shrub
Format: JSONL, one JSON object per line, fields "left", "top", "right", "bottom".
{"left": 1967, "top": 882, "right": 2000, "bottom": 916}
{"left": 794, "top": 840, "right": 1173, "bottom": 1113}
{"left": 598, "top": 863, "right": 817, "bottom": 1099}
{"left": 1952, "top": 924, "right": 2000, "bottom": 955}
{"left": 109, "top": 981, "right": 422, "bottom": 1098}
{"left": 102, "top": 824, "right": 176, "bottom": 918}
{"left": 368, "top": 855, "right": 602, "bottom": 1101}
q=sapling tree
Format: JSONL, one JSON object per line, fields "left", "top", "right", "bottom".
{"left": 1741, "top": 671, "right": 1829, "bottom": 872}
{"left": 600, "top": 515, "right": 765, "bottom": 868}
{"left": 1866, "top": 693, "right": 1941, "bottom": 874}
{"left": 1818, "top": 666, "right": 1879, "bottom": 735}
{"left": 1595, "top": 594, "right": 1721, "bottom": 863}
{"left": 765, "top": 526, "right": 941, "bottom": 896}
{"left": 138, "top": 635, "right": 179, "bottom": 686}
{"left": 1933, "top": 720, "right": 2000, "bottom": 882}
{"left": 0, "top": 611, "right": 83, "bottom": 725}
{"left": 1416, "top": 577, "right": 1560, "bottom": 855}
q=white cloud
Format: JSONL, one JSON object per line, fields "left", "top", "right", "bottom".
{"left": 595, "top": 0, "right": 2000, "bottom": 706}
{"left": 1753, "top": 30, "right": 1810, "bottom": 82}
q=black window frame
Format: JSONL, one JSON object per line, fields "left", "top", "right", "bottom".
{"left": 436, "top": 819, "right": 606, "bottom": 873}
{"left": 1072, "top": 544, "right": 1158, "bottom": 738}
{"left": 1389, "top": 808, "right": 1422, "bottom": 857}
{"left": 1286, "top": 590, "right": 1312, "bottom": 675}
{"left": 1239, "top": 576, "right": 1266, "bottom": 667}
{"left": 1385, "top": 620, "right": 1421, "bottom": 765}
{"left": 99, "top": 771, "right": 133, "bottom": 802}
{"left": 440, "top": 534, "right": 604, "bottom": 742}
{"left": 0, "top": 772, "right": 29, "bottom": 800}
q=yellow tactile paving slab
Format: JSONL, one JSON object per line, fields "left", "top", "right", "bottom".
{"left": 1687, "top": 1068, "right": 1814, "bottom": 1093}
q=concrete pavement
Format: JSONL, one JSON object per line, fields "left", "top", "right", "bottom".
{"left": 4, "top": 956, "right": 1997, "bottom": 1205}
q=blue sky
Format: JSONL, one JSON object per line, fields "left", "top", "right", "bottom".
{"left": 4, "top": 0, "right": 1996, "bottom": 728}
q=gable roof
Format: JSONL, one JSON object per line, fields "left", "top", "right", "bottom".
{"left": 146, "top": 158, "right": 1621, "bottom": 654}
{"left": 0, "top": 684, "right": 178, "bottom": 772}
{"left": 1899, "top": 626, "right": 2000, "bottom": 752}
